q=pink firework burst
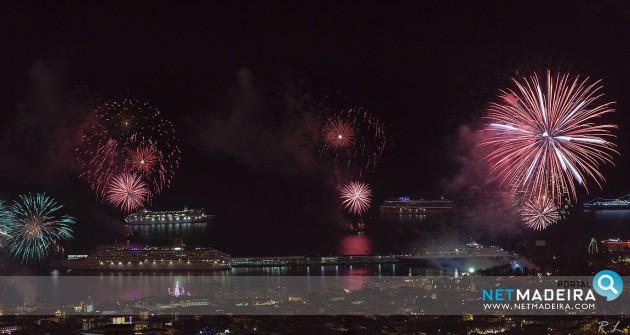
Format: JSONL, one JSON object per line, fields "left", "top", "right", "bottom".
{"left": 106, "top": 173, "right": 148, "bottom": 213}
{"left": 323, "top": 118, "right": 355, "bottom": 150}
{"left": 77, "top": 99, "right": 180, "bottom": 203}
{"left": 340, "top": 181, "right": 372, "bottom": 215}
{"left": 483, "top": 70, "right": 617, "bottom": 203}
{"left": 521, "top": 196, "right": 560, "bottom": 231}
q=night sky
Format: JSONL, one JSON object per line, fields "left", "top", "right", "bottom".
{"left": 1, "top": 1, "right": 630, "bottom": 250}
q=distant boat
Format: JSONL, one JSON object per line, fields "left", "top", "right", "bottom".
{"left": 380, "top": 196, "right": 454, "bottom": 214}
{"left": 583, "top": 195, "right": 630, "bottom": 210}
{"left": 124, "top": 208, "right": 215, "bottom": 225}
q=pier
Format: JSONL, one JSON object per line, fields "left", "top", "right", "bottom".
{"left": 230, "top": 255, "right": 400, "bottom": 267}
{"left": 230, "top": 251, "right": 515, "bottom": 267}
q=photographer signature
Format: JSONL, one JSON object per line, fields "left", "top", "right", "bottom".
{"left": 597, "top": 321, "right": 623, "bottom": 334}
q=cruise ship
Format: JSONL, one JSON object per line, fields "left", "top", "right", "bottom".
{"left": 583, "top": 195, "right": 630, "bottom": 210}
{"left": 58, "top": 240, "right": 230, "bottom": 271}
{"left": 398, "top": 241, "right": 515, "bottom": 260}
{"left": 380, "top": 196, "right": 454, "bottom": 214}
{"left": 124, "top": 209, "right": 214, "bottom": 225}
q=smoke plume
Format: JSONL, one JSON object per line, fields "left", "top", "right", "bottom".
{"left": 441, "top": 124, "right": 522, "bottom": 238}
{"left": 194, "top": 68, "right": 323, "bottom": 176}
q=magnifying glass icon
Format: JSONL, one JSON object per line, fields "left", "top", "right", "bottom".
{"left": 597, "top": 274, "right": 619, "bottom": 294}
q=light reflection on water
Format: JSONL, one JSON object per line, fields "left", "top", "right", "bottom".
{"left": 584, "top": 209, "right": 630, "bottom": 220}
{"left": 129, "top": 222, "right": 213, "bottom": 243}
{"left": 337, "top": 233, "right": 374, "bottom": 255}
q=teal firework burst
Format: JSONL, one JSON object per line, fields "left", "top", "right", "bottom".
{"left": 5, "top": 194, "right": 75, "bottom": 263}
{"left": 0, "top": 200, "right": 11, "bottom": 246}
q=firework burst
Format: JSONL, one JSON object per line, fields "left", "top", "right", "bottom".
{"left": 323, "top": 118, "right": 355, "bottom": 150}
{"left": 520, "top": 196, "right": 560, "bottom": 231}
{"left": 340, "top": 181, "right": 372, "bottom": 215}
{"left": 321, "top": 108, "right": 387, "bottom": 177}
{"left": 4, "top": 194, "right": 75, "bottom": 263}
{"left": 76, "top": 99, "right": 180, "bottom": 205}
{"left": 483, "top": 70, "right": 617, "bottom": 203}
{"left": 0, "top": 201, "right": 11, "bottom": 245}
{"left": 106, "top": 173, "right": 149, "bottom": 213}
{"left": 128, "top": 142, "right": 160, "bottom": 174}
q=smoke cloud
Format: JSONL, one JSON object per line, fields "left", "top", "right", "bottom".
{"left": 0, "top": 61, "right": 97, "bottom": 189}
{"left": 441, "top": 124, "right": 522, "bottom": 238}
{"left": 194, "top": 68, "right": 323, "bottom": 176}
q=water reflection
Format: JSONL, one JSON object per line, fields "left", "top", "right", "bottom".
{"left": 585, "top": 209, "right": 630, "bottom": 221}
{"left": 130, "top": 222, "right": 212, "bottom": 243}
{"left": 379, "top": 213, "right": 427, "bottom": 223}
{"left": 337, "top": 233, "right": 374, "bottom": 255}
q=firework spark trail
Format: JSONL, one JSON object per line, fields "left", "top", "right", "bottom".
{"left": 320, "top": 107, "right": 387, "bottom": 177}
{"left": 106, "top": 173, "right": 149, "bottom": 213}
{"left": 483, "top": 70, "right": 617, "bottom": 204}
{"left": 340, "top": 181, "right": 372, "bottom": 215}
{"left": 521, "top": 196, "right": 560, "bottom": 231}
{"left": 4, "top": 194, "right": 75, "bottom": 263}
{"left": 78, "top": 138, "right": 120, "bottom": 198}
{"left": 77, "top": 99, "right": 180, "bottom": 206}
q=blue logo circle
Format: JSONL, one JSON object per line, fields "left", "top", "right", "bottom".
{"left": 593, "top": 270, "right": 623, "bottom": 301}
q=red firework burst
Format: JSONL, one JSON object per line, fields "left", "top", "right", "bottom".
{"left": 483, "top": 70, "right": 617, "bottom": 204}
{"left": 128, "top": 143, "right": 159, "bottom": 174}
{"left": 323, "top": 118, "right": 355, "bottom": 150}
{"left": 320, "top": 108, "right": 387, "bottom": 177}
{"left": 340, "top": 181, "right": 372, "bottom": 215}
{"left": 106, "top": 173, "right": 148, "bottom": 213}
